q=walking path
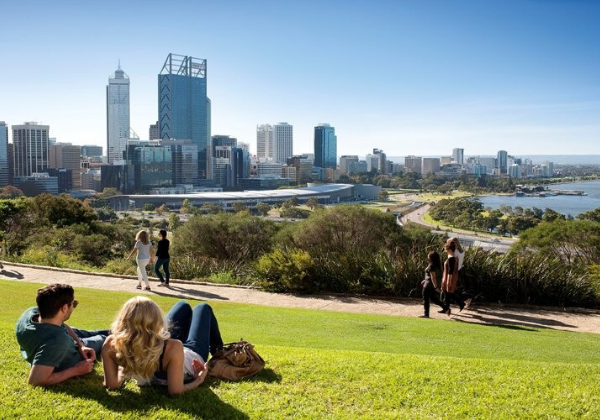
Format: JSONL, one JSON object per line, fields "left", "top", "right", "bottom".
{"left": 2, "top": 263, "right": 599, "bottom": 334}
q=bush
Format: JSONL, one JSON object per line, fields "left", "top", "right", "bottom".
{"left": 256, "top": 248, "right": 314, "bottom": 292}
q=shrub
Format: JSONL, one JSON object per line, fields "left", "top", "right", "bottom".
{"left": 256, "top": 248, "right": 314, "bottom": 292}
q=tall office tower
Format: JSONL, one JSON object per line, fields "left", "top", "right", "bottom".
{"left": 81, "top": 145, "right": 103, "bottom": 160}
{"left": 313, "top": 123, "right": 337, "bottom": 169}
{"left": 375, "top": 149, "right": 387, "bottom": 175}
{"left": 210, "top": 135, "right": 237, "bottom": 179}
{"left": 49, "top": 143, "right": 82, "bottom": 190}
{"left": 422, "top": 158, "right": 441, "bottom": 175}
{"left": 452, "top": 148, "right": 464, "bottom": 166}
{"left": 273, "top": 122, "right": 293, "bottom": 163}
{"left": 366, "top": 154, "right": 379, "bottom": 172}
{"left": 0, "top": 122, "right": 9, "bottom": 187}
{"left": 256, "top": 124, "right": 273, "bottom": 159}
{"left": 339, "top": 155, "right": 359, "bottom": 174}
{"left": 159, "top": 54, "right": 211, "bottom": 179}
{"left": 12, "top": 122, "right": 50, "bottom": 177}
{"left": 149, "top": 121, "right": 159, "bottom": 140}
{"left": 106, "top": 65, "right": 130, "bottom": 163}
{"left": 497, "top": 150, "right": 508, "bottom": 175}
{"left": 404, "top": 155, "right": 423, "bottom": 174}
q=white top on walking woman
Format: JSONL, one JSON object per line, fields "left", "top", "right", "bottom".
{"left": 126, "top": 230, "right": 154, "bottom": 291}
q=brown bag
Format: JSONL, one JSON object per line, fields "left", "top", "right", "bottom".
{"left": 207, "top": 340, "right": 265, "bottom": 381}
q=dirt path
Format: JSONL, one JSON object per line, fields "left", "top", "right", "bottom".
{"left": 2, "top": 263, "right": 599, "bottom": 334}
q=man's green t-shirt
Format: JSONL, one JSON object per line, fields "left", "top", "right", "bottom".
{"left": 15, "top": 307, "right": 83, "bottom": 371}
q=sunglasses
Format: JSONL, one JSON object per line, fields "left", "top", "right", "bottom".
{"left": 71, "top": 300, "right": 79, "bottom": 308}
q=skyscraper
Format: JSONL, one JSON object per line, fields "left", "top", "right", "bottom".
{"left": 256, "top": 124, "right": 273, "bottom": 159}
{"left": 159, "top": 54, "right": 211, "bottom": 179}
{"left": 497, "top": 150, "right": 508, "bottom": 175}
{"left": 49, "top": 143, "right": 82, "bottom": 190}
{"left": 452, "top": 148, "right": 464, "bottom": 166}
{"left": 314, "top": 124, "right": 337, "bottom": 169}
{"left": 106, "top": 65, "right": 130, "bottom": 163}
{"left": 273, "top": 122, "right": 293, "bottom": 164}
{"left": 13, "top": 122, "right": 50, "bottom": 177}
{"left": 0, "top": 121, "right": 9, "bottom": 187}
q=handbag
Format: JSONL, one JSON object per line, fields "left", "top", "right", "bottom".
{"left": 207, "top": 340, "right": 265, "bottom": 381}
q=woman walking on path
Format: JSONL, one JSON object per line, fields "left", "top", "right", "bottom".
{"left": 421, "top": 251, "right": 445, "bottom": 318}
{"left": 447, "top": 237, "right": 472, "bottom": 307}
{"left": 102, "top": 297, "right": 224, "bottom": 396}
{"left": 126, "top": 230, "right": 153, "bottom": 291}
{"left": 155, "top": 229, "right": 170, "bottom": 287}
{"left": 441, "top": 242, "right": 465, "bottom": 315}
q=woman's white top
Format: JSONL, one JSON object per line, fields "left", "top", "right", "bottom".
{"left": 454, "top": 249, "right": 465, "bottom": 271}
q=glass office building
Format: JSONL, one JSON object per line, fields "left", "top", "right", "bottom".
{"left": 106, "top": 66, "right": 130, "bottom": 163}
{"left": 314, "top": 124, "right": 337, "bottom": 169}
{"left": 159, "top": 54, "right": 210, "bottom": 180}
{"left": 133, "top": 146, "right": 173, "bottom": 191}
{"left": 0, "top": 122, "right": 9, "bottom": 187}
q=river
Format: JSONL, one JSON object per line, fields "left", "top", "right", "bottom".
{"left": 478, "top": 180, "right": 600, "bottom": 217}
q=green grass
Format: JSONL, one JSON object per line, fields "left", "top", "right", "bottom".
{"left": 2, "top": 280, "right": 600, "bottom": 418}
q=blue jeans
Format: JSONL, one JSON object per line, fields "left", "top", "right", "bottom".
{"left": 71, "top": 328, "right": 110, "bottom": 356}
{"left": 165, "top": 302, "right": 224, "bottom": 361}
{"left": 155, "top": 258, "right": 170, "bottom": 284}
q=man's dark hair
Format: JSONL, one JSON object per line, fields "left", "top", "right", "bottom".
{"left": 159, "top": 229, "right": 167, "bottom": 238}
{"left": 36, "top": 284, "right": 74, "bottom": 318}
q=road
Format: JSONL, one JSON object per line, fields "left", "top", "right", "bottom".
{"left": 400, "top": 204, "right": 516, "bottom": 252}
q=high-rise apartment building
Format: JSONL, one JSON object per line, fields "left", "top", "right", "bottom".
{"left": 159, "top": 54, "right": 211, "bottom": 179}
{"left": 81, "top": 145, "right": 103, "bottom": 160}
{"left": 0, "top": 121, "right": 9, "bottom": 187}
{"left": 404, "top": 155, "right": 422, "bottom": 174}
{"left": 106, "top": 65, "right": 130, "bottom": 163}
{"left": 339, "top": 155, "right": 359, "bottom": 175}
{"left": 13, "top": 122, "right": 50, "bottom": 177}
{"left": 452, "top": 148, "right": 464, "bottom": 166}
{"left": 256, "top": 124, "right": 273, "bottom": 159}
{"left": 422, "top": 158, "right": 441, "bottom": 175}
{"left": 49, "top": 143, "right": 82, "bottom": 189}
{"left": 314, "top": 124, "right": 337, "bottom": 169}
{"left": 149, "top": 121, "right": 159, "bottom": 140}
{"left": 497, "top": 150, "right": 508, "bottom": 175}
{"left": 273, "top": 123, "right": 293, "bottom": 164}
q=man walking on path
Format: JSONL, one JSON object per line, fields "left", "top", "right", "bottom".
{"left": 15, "top": 283, "right": 109, "bottom": 386}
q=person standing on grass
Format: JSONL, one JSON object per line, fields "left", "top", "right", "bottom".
{"left": 15, "top": 283, "right": 109, "bottom": 386}
{"left": 155, "top": 229, "right": 170, "bottom": 287}
{"left": 441, "top": 241, "right": 466, "bottom": 315}
{"left": 126, "top": 230, "right": 154, "bottom": 291}
{"left": 420, "top": 251, "right": 446, "bottom": 318}
{"left": 102, "top": 297, "right": 224, "bottom": 396}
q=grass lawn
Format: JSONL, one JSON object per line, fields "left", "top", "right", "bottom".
{"left": 2, "top": 280, "right": 599, "bottom": 418}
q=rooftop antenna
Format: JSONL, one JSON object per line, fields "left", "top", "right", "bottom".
{"left": 118, "top": 59, "right": 121, "bottom": 70}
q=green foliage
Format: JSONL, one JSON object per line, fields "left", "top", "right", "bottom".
{"left": 168, "top": 212, "right": 181, "bottom": 230}
{"left": 255, "top": 202, "right": 271, "bottom": 216}
{"left": 232, "top": 202, "right": 248, "bottom": 213}
{"left": 513, "top": 219, "right": 600, "bottom": 264}
{"left": 305, "top": 197, "right": 320, "bottom": 209}
{"left": 577, "top": 207, "right": 600, "bottom": 222}
{"left": 172, "top": 213, "right": 278, "bottom": 263}
{"left": 201, "top": 203, "right": 223, "bottom": 214}
{"left": 256, "top": 247, "right": 314, "bottom": 292}
{"left": 95, "top": 207, "right": 117, "bottom": 221}
{"left": 30, "top": 194, "right": 98, "bottom": 228}
{"left": 143, "top": 203, "right": 156, "bottom": 212}
{"left": 279, "top": 206, "right": 311, "bottom": 219}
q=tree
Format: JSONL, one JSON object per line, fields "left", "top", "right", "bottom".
{"left": 169, "top": 212, "right": 181, "bottom": 230}
{"left": 98, "top": 188, "right": 121, "bottom": 199}
{"left": 232, "top": 202, "right": 248, "bottom": 213}
{"left": 143, "top": 203, "right": 156, "bottom": 212}
{"left": 542, "top": 208, "right": 566, "bottom": 223}
{"left": 202, "top": 203, "right": 223, "bottom": 214}
{"left": 306, "top": 197, "right": 320, "bottom": 210}
{"left": 256, "top": 202, "right": 271, "bottom": 216}
{"left": 0, "top": 185, "right": 24, "bottom": 199}
{"left": 377, "top": 190, "right": 390, "bottom": 201}
{"left": 156, "top": 204, "right": 169, "bottom": 216}
{"left": 180, "top": 199, "right": 192, "bottom": 214}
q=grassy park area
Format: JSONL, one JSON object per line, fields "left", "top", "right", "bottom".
{"left": 2, "top": 280, "right": 599, "bottom": 418}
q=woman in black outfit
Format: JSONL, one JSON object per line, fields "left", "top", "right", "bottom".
{"left": 421, "top": 251, "right": 445, "bottom": 318}
{"left": 155, "top": 229, "right": 170, "bottom": 287}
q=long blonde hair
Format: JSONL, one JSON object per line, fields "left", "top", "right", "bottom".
{"left": 110, "top": 296, "right": 170, "bottom": 380}
{"left": 136, "top": 230, "right": 149, "bottom": 245}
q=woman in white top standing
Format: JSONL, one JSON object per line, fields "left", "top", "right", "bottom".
{"left": 447, "top": 237, "right": 471, "bottom": 308}
{"left": 127, "top": 230, "right": 154, "bottom": 291}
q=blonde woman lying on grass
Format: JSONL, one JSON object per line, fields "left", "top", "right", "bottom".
{"left": 102, "top": 297, "right": 224, "bottom": 395}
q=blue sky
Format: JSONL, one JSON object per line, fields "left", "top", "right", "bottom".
{"left": 1, "top": 0, "right": 598, "bottom": 158}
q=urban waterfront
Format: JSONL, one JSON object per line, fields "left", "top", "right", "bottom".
{"left": 478, "top": 179, "right": 600, "bottom": 217}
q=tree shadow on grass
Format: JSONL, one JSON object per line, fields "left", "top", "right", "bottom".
{"left": 150, "top": 285, "right": 230, "bottom": 301}
{"left": 0, "top": 269, "right": 24, "bottom": 279}
{"left": 465, "top": 308, "right": 578, "bottom": 329}
{"left": 48, "top": 372, "right": 249, "bottom": 419}
{"left": 453, "top": 310, "right": 577, "bottom": 332}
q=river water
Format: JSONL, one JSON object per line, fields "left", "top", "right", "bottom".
{"left": 478, "top": 180, "right": 600, "bottom": 217}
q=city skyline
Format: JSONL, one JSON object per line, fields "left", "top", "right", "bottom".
{"left": 1, "top": 1, "right": 599, "bottom": 157}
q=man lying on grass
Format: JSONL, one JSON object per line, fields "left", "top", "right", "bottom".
{"left": 15, "top": 283, "right": 109, "bottom": 386}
